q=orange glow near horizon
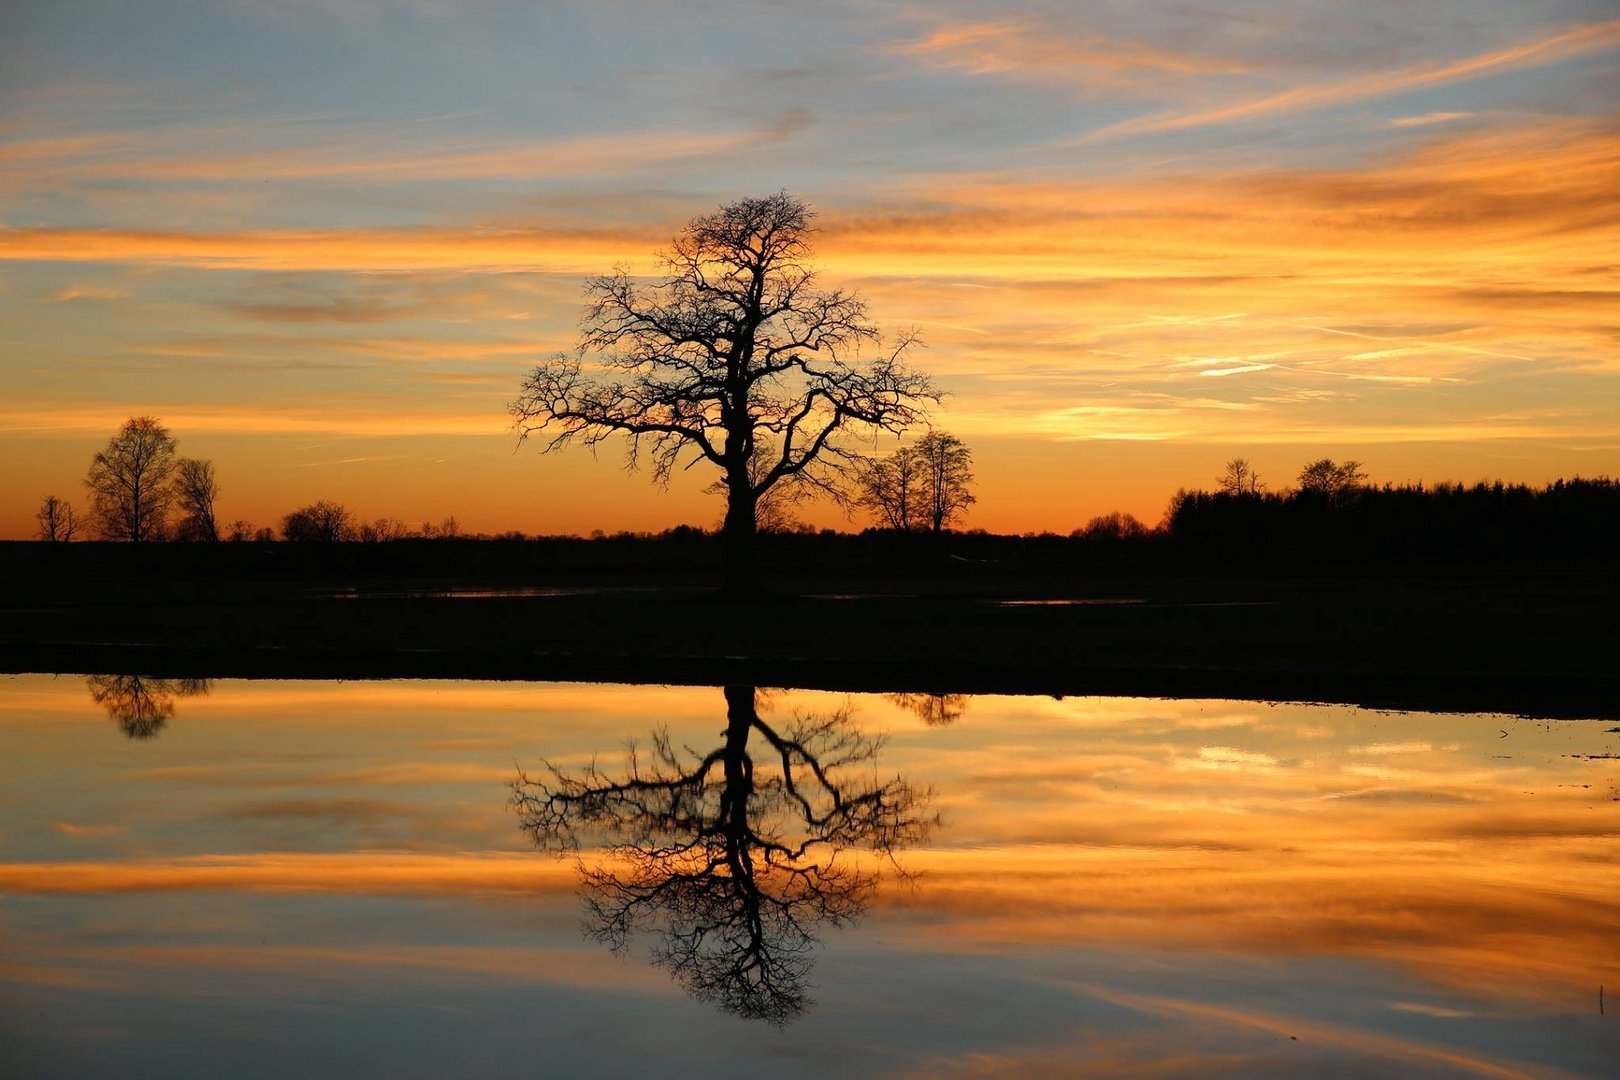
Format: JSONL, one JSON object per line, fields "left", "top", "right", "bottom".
{"left": 1, "top": 5, "right": 1616, "bottom": 538}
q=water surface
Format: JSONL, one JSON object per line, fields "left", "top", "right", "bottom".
{"left": 2, "top": 675, "right": 1616, "bottom": 1077}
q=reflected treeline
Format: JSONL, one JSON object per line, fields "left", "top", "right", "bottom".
{"left": 511, "top": 686, "right": 934, "bottom": 1025}
{"left": 86, "top": 674, "right": 211, "bottom": 739}
{"left": 886, "top": 692, "right": 967, "bottom": 726}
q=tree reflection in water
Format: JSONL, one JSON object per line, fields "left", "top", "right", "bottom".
{"left": 886, "top": 692, "right": 967, "bottom": 726}
{"left": 86, "top": 674, "right": 212, "bottom": 739}
{"left": 511, "top": 685, "right": 933, "bottom": 1025}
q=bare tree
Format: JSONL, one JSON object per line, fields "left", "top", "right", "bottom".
{"left": 916, "top": 430, "right": 975, "bottom": 534}
{"left": 281, "top": 500, "right": 354, "bottom": 542}
{"left": 1217, "top": 457, "right": 1264, "bottom": 495}
{"left": 511, "top": 193, "right": 938, "bottom": 593}
{"left": 84, "top": 416, "right": 179, "bottom": 541}
{"left": 1297, "top": 458, "right": 1367, "bottom": 499}
{"left": 1076, "top": 511, "right": 1149, "bottom": 542}
{"left": 86, "top": 674, "right": 211, "bottom": 740}
{"left": 173, "top": 458, "right": 221, "bottom": 541}
{"left": 36, "top": 495, "right": 78, "bottom": 541}
{"left": 419, "top": 515, "right": 460, "bottom": 539}
{"left": 511, "top": 686, "right": 933, "bottom": 1024}
{"left": 357, "top": 517, "right": 412, "bottom": 542}
{"left": 855, "top": 445, "right": 924, "bottom": 531}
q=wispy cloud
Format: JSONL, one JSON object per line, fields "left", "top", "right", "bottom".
{"left": 0, "top": 224, "right": 647, "bottom": 272}
{"left": 1389, "top": 111, "right": 1474, "bottom": 128}
{"left": 0, "top": 117, "right": 813, "bottom": 187}
{"left": 896, "top": 19, "right": 1250, "bottom": 82}
{"left": 225, "top": 297, "right": 425, "bottom": 324}
{"left": 1075, "top": 19, "right": 1620, "bottom": 141}
{"left": 51, "top": 284, "right": 130, "bottom": 301}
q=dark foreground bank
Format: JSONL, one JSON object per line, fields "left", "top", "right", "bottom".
{"left": 2, "top": 559, "right": 1615, "bottom": 718}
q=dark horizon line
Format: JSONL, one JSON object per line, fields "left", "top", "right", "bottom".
{"left": 9, "top": 641, "right": 1619, "bottom": 722}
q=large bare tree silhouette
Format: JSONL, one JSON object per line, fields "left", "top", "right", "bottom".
{"left": 509, "top": 193, "right": 937, "bottom": 593}
{"left": 511, "top": 686, "right": 932, "bottom": 1024}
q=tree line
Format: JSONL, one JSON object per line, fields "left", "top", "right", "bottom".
{"left": 36, "top": 416, "right": 463, "bottom": 544}
{"left": 37, "top": 416, "right": 222, "bottom": 542}
{"left": 40, "top": 407, "right": 972, "bottom": 545}
{"left": 1161, "top": 457, "right": 1619, "bottom": 568}
{"left": 35, "top": 417, "right": 1615, "bottom": 574}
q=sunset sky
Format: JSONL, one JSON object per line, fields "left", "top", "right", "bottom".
{"left": 3, "top": 0, "right": 1616, "bottom": 537}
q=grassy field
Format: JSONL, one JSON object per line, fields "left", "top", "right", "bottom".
{"left": 2, "top": 563, "right": 1615, "bottom": 717}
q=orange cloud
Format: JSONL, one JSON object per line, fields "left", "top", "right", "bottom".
{"left": 0, "top": 224, "right": 646, "bottom": 273}
{"left": 0, "top": 404, "right": 510, "bottom": 436}
{"left": 9, "top": 120, "right": 1613, "bottom": 294}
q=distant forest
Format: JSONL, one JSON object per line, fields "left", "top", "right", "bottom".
{"left": 13, "top": 471, "right": 1616, "bottom": 579}
{"left": 1160, "top": 475, "right": 1618, "bottom": 569}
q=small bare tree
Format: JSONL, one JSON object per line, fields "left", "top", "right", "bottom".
{"left": 916, "top": 430, "right": 975, "bottom": 534}
{"left": 1076, "top": 512, "right": 1149, "bottom": 542}
{"left": 1297, "top": 458, "right": 1367, "bottom": 499}
{"left": 85, "top": 416, "right": 179, "bottom": 541}
{"left": 419, "top": 515, "right": 460, "bottom": 539}
{"left": 281, "top": 500, "right": 354, "bottom": 542}
{"left": 174, "top": 458, "right": 221, "bottom": 541}
{"left": 511, "top": 192, "right": 937, "bottom": 593}
{"left": 36, "top": 495, "right": 78, "bottom": 541}
{"left": 855, "top": 445, "right": 924, "bottom": 531}
{"left": 1216, "top": 457, "right": 1264, "bottom": 495}
{"left": 357, "top": 517, "right": 412, "bottom": 542}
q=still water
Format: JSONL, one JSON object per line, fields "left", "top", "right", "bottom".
{"left": 1, "top": 675, "right": 1616, "bottom": 1078}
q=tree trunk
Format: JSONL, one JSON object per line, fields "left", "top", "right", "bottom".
{"left": 722, "top": 484, "right": 759, "bottom": 595}
{"left": 721, "top": 685, "right": 757, "bottom": 838}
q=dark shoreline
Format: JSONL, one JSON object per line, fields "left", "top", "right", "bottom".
{"left": 6, "top": 554, "right": 1616, "bottom": 720}
{"left": 7, "top": 641, "right": 1616, "bottom": 720}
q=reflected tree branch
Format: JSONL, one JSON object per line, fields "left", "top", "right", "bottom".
{"left": 510, "top": 685, "right": 933, "bottom": 1024}
{"left": 886, "top": 693, "right": 968, "bottom": 727}
{"left": 85, "top": 674, "right": 211, "bottom": 739}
